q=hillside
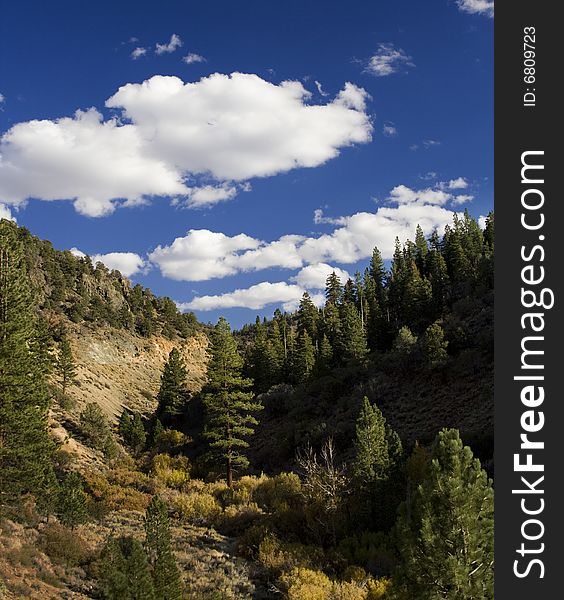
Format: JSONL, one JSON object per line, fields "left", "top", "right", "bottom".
{"left": 1, "top": 216, "right": 494, "bottom": 599}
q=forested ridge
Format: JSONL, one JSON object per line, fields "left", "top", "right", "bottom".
{"left": 0, "top": 213, "right": 494, "bottom": 599}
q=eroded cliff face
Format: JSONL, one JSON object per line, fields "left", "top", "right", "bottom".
{"left": 59, "top": 321, "right": 209, "bottom": 420}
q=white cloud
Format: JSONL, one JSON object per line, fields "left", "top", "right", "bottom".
{"left": 0, "top": 73, "right": 372, "bottom": 217}
{"left": 180, "top": 281, "right": 325, "bottom": 312}
{"left": 0, "top": 204, "right": 15, "bottom": 221}
{"left": 365, "top": 43, "right": 414, "bottom": 77}
{"left": 131, "top": 47, "right": 147, "bottom": 60}
{"left": 451, "top": 194, "right": 474, "bottom": 205}
{"left": 182, "top": 53, "right": 206, "bottom": 64}
{"left": 69, "top": 247, "right": 86, "bottom": 258}
{"left": 315, "top": 81, "right": 329, "bottom": 97}
{"left": 150, "top": 184, "right": 464, "bottom": 283}
{"left": 313, "top": 208, "right": 347, "bottom": 226}
{"left": 457, "top": 0, "right": 494, "bottom": 18}
{"left": 383, "top": 123, "right": 397, "bottom": 137}
{"left": 0, "top": 108, "right": 187, "bottom": 217}
{"left": 0, "top": 93, "right": 4, "bottom": 104}
{"left": 446, "top": 176, "right": 468, "bottom": 189}
{"left": 91, "top": 252, "right": 146, "bottom": 277}
{"left": 478, "top": 215, "right": 488, "bottom": 229}
{"left": 155, "top": 34, "right": 183, "bottom": 55}
{"left": 422, "top": 139, "right": 441, "bottom": 149}
{"left": 291, "top": 263, "right": 351, "bottom": 289}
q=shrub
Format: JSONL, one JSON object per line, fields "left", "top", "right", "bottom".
{"left": 79, "top": 403, "right": 117, "bottom": 458}
{"left": 279, "top": 567, "right": 332, "bottom": 600}
{"left": 39, "top": 522, "right": 91, "bottom": 566}
{"left": 219, "top": 502, "right": 263, "bottom": 536}
{"left": 151, "top": 453, "right": 190, "bottom": 489}
{"left": 254, "top": 472, "right": 303, "bottom": 512}
{"left": 171, "top": 491, "right": 222, "bottom": 526}
{"left": 153, "top": 428, "right": 189, "bottom": 453}
{"left": 83, "top": 472, "right": 150, "bottom": 512}
{"left": 366, "top": 577, "right": 392, "bottom": 599}
{"left": 258, "top": 535, "right": 324, "bottom": 580}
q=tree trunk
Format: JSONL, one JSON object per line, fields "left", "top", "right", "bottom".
{"left": 227, "top": 453, "right": 232, "bottom": 488}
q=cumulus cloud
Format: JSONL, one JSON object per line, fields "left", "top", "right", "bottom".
{"left": 131, "top": 47, "right": 147, "bottom": 59}
{"left": 457, "top": 0, "right": 494, "bottom": 18}
{"left": 291, "top": 263, "right": 351, "bottom": 289}
{"left": 182, "top": 53, "right": 206, "bottom": 64}
{"left": 91, "top": 252, "right": 147, "bottom": 277}
{"left": 446, "top": 177, "right": 468, "bottom": 189}
{"left": 0, "top": 73, "right": 372, "bottom": 216}
{"left": 155, "top": 34, "right": 183, "bottom": 54}
{"left": 313, "top": 208, "right": 347, "bottom": 226}
{"left": 365, "top": 43, "right": 414, "bottom": 77}
{"left": 0, "top": 204, "right": 15, "bottom": 221}
{"left": 150, "top": 183, "right": 465, "bottom": 284}
{"left": 179, "top": 281, "right": 324, "bottom": 312}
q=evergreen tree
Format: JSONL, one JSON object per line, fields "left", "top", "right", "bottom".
{"left": 297, "top": 292, "right": 319, "bottom": 342}
{"left": 247, "top": 318, "right": 278, "bottom": 394}
{"left": 144, "top": 496, "right": 182, "bottom": 600}
{"left": 314, "top": 334, "right": 333, "bottom": 376}
{"left": 293, "top": 330, "right": 316, "bottom": 383}
{"left": 57, "top": 471, "right": 88, "bottom": 529}
{"left": 155, "top": 348, "right": 189, "bottom": 423}
{"left": 55, "top": 334, "right": 77, "bottom": 395}
{"left": 101, "top": 536, "right": 156, "bottom": 600}
{"left": 393, "top": 429, "right": 494, "bottom": 600}
{"left": 0, "top": 220, "right": 57, "bottom": 509}
{"left": 350, "top": 397, "right": 403, "bottom": 532}
{"left": 119, "top": 408, "right": 133, "bottom": 443}
{"left": 130, "top": 412, "right": 147, "bottom": 454}
{"left": 336, "top": 303, "right": 368, "bottom": 362}
{"left": 203, "top": 317, "right": 263, "bottom": 487}
{"left": 420, "top": 322, "right": 449, "bottom": 367}
{"left": 414, "top": 225, "right": 429, "bottom": 274}
{"left": 79, "top": 403, "right": 116, "bottom": 458}
{"left": 325, "top": 271, "right": 343, "bottom": 306}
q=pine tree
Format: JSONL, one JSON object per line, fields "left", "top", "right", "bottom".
{"left": 336, "top": 303, "right": 368, "bottom": 362}
{"left": 350, "top": 397, "right": 403, "bottom": 532}
{"left": 393, "top": 429, "right": 494, "bottom": 600}
{"left": 325, "top": 271, "right": 343, "bottom": 306}
{"left": 0, "top": 220, "right": 57, "bottom": 510}
{"left": 144, "top": 496, "right": 182, "bottom": 600}
{"left": 314, "top": 334, "right": 333, "bottom": 376}
{"left": 297, "top": 292, "right": 319, "bottom": 342}
{"left": 55, "top": 334, "right": 77, "bottom": 395}
{"left": 101, "top": 536, "right": 156, "bottom": 600}
{"left": 155, "top": 348, "right": 188, "bottom": 423}
{"left": 57, "top": 471, "right": 88, "bottom": 529}
{"left": 79, "top": 403, "right": 116, "bottom": 458}
{"left": 129, "top": 412, "right": 147, "bottom": 454}
{"left": 293, "top": 330, "right": 316, "bottom": 383}
{"left": 203, "top": 317, "right": 263, "bottom": 487}
{"left": 119, "top": 408, "right": 133, "bottom": 443}
{"left": 420, "top": 322, "right": 449, "bottom": 367}
{"left": 247, "top": 318, "right": 278, "bottom": 394}
{"left": 414, "top": 225, "right": 429, "bottom": 274}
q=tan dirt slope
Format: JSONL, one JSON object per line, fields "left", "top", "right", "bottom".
{"left": 61, "top": 322, "right": 209, "bottom": 420}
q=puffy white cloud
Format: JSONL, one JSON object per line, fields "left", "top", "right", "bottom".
{"left": 365, "top": 44, "right": 414, "bottom": 77}
{"left": 155, "top": 34, "right": 182, "bottom": 55}
{"left": 446, "top": 177, "right": 468, "bottom": 189}
{"left": 131, "top": 47, "right": 147, "bottom": 59}
{"left": 313, "top": 208, "right": 347, "bottom": 226}
{"left": 0, "top": 108, "right": 187, "bottom": 216}
{"left": 150, "top": 183, "right": 464, "bottom": 283}
{"left": 457, "top": 0, "right": 494, "bottom": 18}
{"left": 182, "top": 53, "right": 206, "bottom": 64}
{"left": 107, "top": 74, "right": 372, "bottom": 181}
{"left": 148, "top": 229, "right": 261, "bottom": 281}
{"left": 91, "top": 252, "right": 146, "bottom": 277}
{"left": 0, "top": 73, "right": 372, "bottom": 216}
{"left": 0, "top": 204, "right": 15, "bottom": 221}
{"left": 180, "top": 281, "right": 324, "bottom": 312}
{"left": 291, "top": 263, "right": 351, "bottom": 289}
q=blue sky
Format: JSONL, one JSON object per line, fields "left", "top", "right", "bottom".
{"left": 0, "top": 0, "right": 493, "bottom": 328}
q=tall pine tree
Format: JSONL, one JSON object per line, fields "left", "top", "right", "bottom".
{"left": 0, "top": 220, "right": 57, "bottom": 510}
{"left": 393, "top": 429, "right": 493, "bottom": 599}
{"left": 203, "top": 317, "right": 262, "bottom": 487}
{"left": 155, "top": 348, "right": 189, "bottom": 423}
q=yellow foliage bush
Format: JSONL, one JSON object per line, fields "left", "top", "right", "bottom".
{"left": 154, "top": 428, "right": 189, "bottom": 452}
{"left": 151, "top": 453, "right": 190, "bottom": 489}
{"left": 219, "top": 502, "right": 263, "bottom": 536}
{"left": 366, "top": 577, "right": 392, "bottom": 599}
{"left": 331, "top": 581, "right": 368, "bottom": 600}
{"left": 280, "top": 567, "right": 332, "bottom": 600}
{"left": 84, "top": 472, "right": 150, "bottom": 512}
{"left": 172, "top": 491, "right": 222, "bottom": 526}
{"left": 258, "top": 535, "right": 323, "bottom": 580}
{"left": 254, "top": 472, "right": 303, "bottom": 512}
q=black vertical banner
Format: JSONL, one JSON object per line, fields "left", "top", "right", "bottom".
{"left": 495, "top": 1, "right": 560, "bottom": 597}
